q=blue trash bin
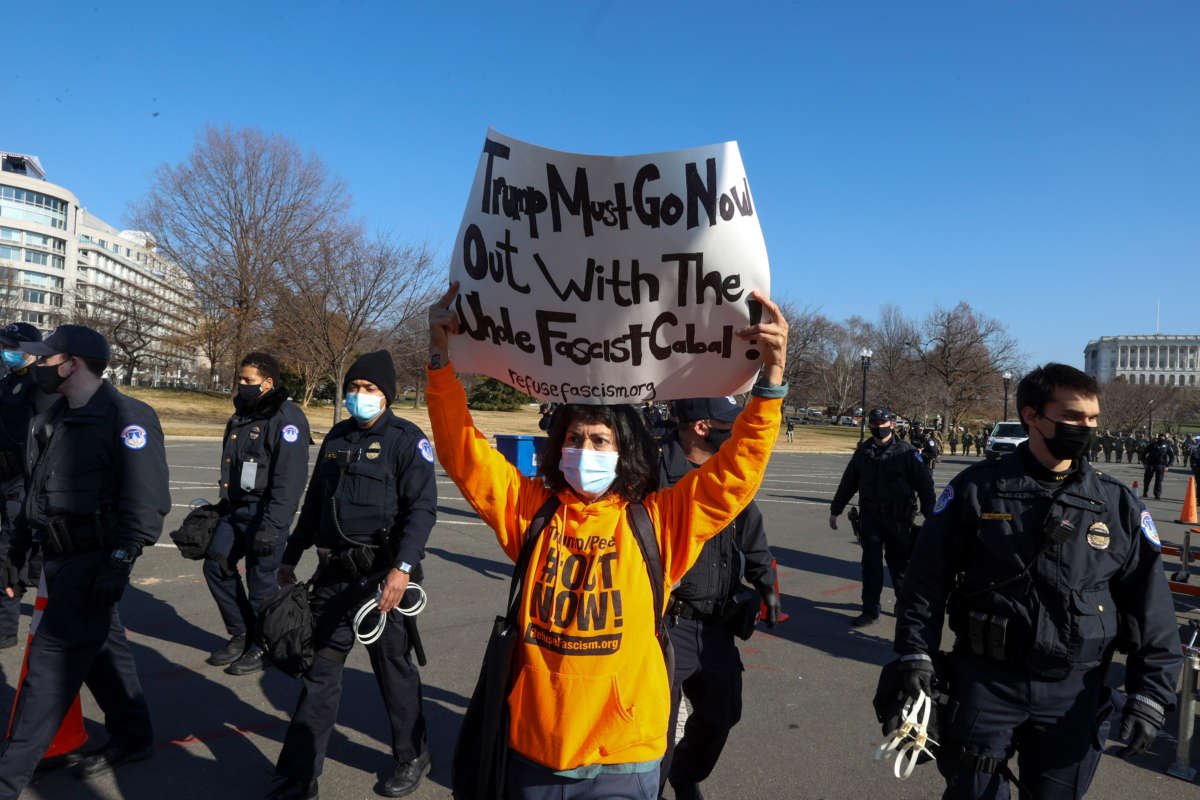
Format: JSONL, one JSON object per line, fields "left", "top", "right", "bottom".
{"left": 495, "top": 435, "right": 548, "bottom": 477}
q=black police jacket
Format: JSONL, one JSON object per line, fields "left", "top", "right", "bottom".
{"left": 283, "top": 408, "right": 436, "bottom": 572}
{"left": 831, "top": 435, "right": 935, "bottom": 519}
{"left": 658, "top": 434, "right": 776, "bottom": 615}
{"left": 895, "top": 444, "right": 1182, "bottom": 709}
{"left": 1142, "top": 441, "right": 1174, "bottom": 468}
{"left": 0, "top": 368, "right": 52, "bottom": 468}
{"left": 14, "top": 381, "right": 170, "bottom": 558}
{"left": 218, "top": 389, "right": 311, "bottom": 538}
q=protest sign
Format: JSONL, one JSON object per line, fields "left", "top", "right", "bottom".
{"left": 448, "top": 128, "right": 771, "bottom": 404}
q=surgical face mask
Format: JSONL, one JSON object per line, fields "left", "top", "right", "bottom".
{"left": 871, "top": 425, "right": 892, "bottom": 440}
{"left": 345, "top": 392, "right": 384, "bottom": 422}
{"left": 559, "top": 447, "right": 619, "bottom": 498}
{"left": 1037, "top": 418, "right": 1094, "bottom": 461}
{"left": 1, "top": 350, "right": 26, "bottom": 369}
{"left": 33, "top": 361, "right": 71, "bottom": 394}
{"left": 704, "top": 424, "right": 733, "bottom": 450}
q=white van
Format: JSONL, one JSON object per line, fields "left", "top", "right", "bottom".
{"left": 986, "top": 421, "right": 1028, "bottom": 460}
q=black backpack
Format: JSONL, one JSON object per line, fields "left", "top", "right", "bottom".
{"left": 167, "top": 502, "right": 224, "bottom": 560}
{"left": 258, "top": 580, "right": 315, "bottom": 678}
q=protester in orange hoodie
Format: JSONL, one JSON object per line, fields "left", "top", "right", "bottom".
{"left": 427, "top": 282, "right": 788, "bottom": 799}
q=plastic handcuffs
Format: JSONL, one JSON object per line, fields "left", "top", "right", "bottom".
{"left": 874, "top": 689, "right": 938, "bottom": 780}
{"left": 352, "top": 582, "right": 427, "bottom": 646}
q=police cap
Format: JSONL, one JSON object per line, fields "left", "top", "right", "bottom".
{"left": 0, "top": 322, "right": 41, "bottom": 347}
{"left": 867, "top": 407, "right": 893, "bottom": 424}
{"left": 21, "top": 324, "right": 111, "bottom": 361}
{"left": 672, "top": 396, "right": 741, "bottom": 423}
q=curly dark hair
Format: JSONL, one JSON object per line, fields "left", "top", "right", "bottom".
{"left": 538, "top": 404, "right": 659, "bottom": 502}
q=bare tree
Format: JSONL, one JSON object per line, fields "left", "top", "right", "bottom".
{"left": 819, "top": 317, "right": 870, "bottom": 420}
{"left": 129, "top": 125, "right": 350, "bottom": 384}
{"left": 863, "top": 305, "right": 928, "bottom": 422}
{"left": 72, "top": 284, "right": 162, "bottom": 385}
{"left": 912, "top": 302, "right": 1021, "bottom": 431}
{"left": 775, "top": 300, "right": 837, "bottom": 412}
{"left": 271, "top": 228, "right": 437, "bottom": 426}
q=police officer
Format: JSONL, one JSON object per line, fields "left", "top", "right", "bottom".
{"left": 1123, "top": 433, "right": 1136, "bottom": 464}
{"left": 270, "top": 350, "right": 436, "bottom": 800}
{"left": 1141, "top": 433, "right": 1173, "bottom": 501}
{"left": 204, "top": 352, "right": 310, "bottom": 675}
{"left": 975, "top": 429, "right": 987, "bottom": 456}
{"left": 657, "top": 397, "right": 780, "bottom": 800}
{"left": 830, "top": 408, "right": 935, "bottom": 627}
{"left": 948, "top": 429, "right": 959, "bottom": 455}
{"left": 0, "top": 323, "right": 52, "bottom": 649}
{"left": 1088, "top": 429, "right": 1102, "bottom": 463}
{"left": 0, "top": 326, "right": 170, "bottom": 795}
{"left": 1099, "top": 430, "right": 1115, "bottom": 463}
{"left": 894, "top": 364, "right": 1182, "bottom": 798}
{"left": 962, "top": 430, "right": 974, "bottom": 457}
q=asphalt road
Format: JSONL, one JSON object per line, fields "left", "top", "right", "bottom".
{"left": 7, "top": 443, "right": 1199, "bottom": 799}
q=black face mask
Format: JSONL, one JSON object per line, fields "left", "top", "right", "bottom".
{"left": 870, "top": 426, "right": 891, "bottom": 440}
{"left": 236, "top": 383, "right": 264, "bottom": 410}
{"left": 33, "top": 363, "right": 69, "bottom": 395}
{"left": 704, "top": 426, "right": 733, "bottom": 450}
{"left": 1039, "top": 419, "right": 1094, "bottom": 461}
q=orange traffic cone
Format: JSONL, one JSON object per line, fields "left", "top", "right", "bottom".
{"left": 7, "top": 573, "right": 87, "bottom": 758}
{"left": 1178, "top": 477, "right": 1198, "bottom": 524}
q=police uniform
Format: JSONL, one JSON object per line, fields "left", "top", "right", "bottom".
{"left": 949, "top": 430, "right": 959, "bottom": 455}
{"left": 976, "top": 430, "right": 986, "bottom": 456}
{"left": 1140, "top": 437, "right": 1173, "bottom": 500}
{"left": 271, "top": 352, "right": 436, "bottom": 800}
{"left": 204, "top": 381, "right": 310, "bottom": 673}
{"left": 0, "top": 326, "right": 170, "bottom": 796}
{"left": 1099, "top": 432, "right": 1115, "bottom": 463}
{"left": 895, "top": 444, "right": 1182, "bottom": 799}
{"left": 656, "top": 404, "right": 778, "bottom": 800}
{"left": 1123, "top": 435, "right": 1136, "bottom": 464}
{"left": 0, "top": 323, "right": 52, "bottom": 647}
{"left": 831, "top": 413, "right": 935, "bottom": 625}
{"left": 962, "top": 432, "right": 974, "bottom": 456}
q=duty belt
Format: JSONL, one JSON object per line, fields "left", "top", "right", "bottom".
{"left": 668, "top": 596, "right": 718, "bottom": 622}
{"left": 40, "top": 512, "right": 110, "bottom": 557}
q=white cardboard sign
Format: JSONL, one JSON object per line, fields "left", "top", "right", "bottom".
{"left": 448, "top": 128, "right": 770, "bottom": 404}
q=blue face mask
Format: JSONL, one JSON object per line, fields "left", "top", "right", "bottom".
{"left": 559, "top": 448, "right": 619, "bottom": 498}
{"left": 1, "top": 350, "right": 26, "bottom": 369}
{"left": 344, "top": 392, "right": 384, "bottom": 422}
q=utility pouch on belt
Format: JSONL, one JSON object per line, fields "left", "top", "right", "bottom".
{"left": 966, "top": 611, "right": 1011, "bottom": 662}
{"left": 986, "top": 616, "right": 1008, "bottom": 661}
{"left": 968, "top": 611, "right": 988, "bottom": 657}
{"left": 43, "top": 518, "right": 73, "bottom": 556}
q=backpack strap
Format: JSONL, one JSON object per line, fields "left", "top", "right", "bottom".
{"left": 626, "top": 502, "right": 666, "bottom": 636}
{"left": 505, "top": 494, "right": 562, "bottom": 624}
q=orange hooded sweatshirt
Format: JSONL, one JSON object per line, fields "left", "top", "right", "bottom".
{"left": 426, "top": 364, "right": 781, "bottom": 772}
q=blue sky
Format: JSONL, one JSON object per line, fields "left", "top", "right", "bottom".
{"left": 6, "top": 1, "right": 1197, "bottom": 368}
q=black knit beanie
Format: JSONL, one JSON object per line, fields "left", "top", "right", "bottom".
{"left": 343, "top": 350, "right": 396, "bottom": 404}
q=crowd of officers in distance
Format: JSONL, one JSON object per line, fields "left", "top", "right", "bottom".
{"left": 0, "top": 304, "right": 1190, "bottom": 800}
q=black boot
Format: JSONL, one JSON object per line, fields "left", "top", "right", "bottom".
{"left": 379, "top": 750, "right": 431, "bottom": 797}
{"left": 207, "top": 633, "right": 247, "bottom": 666}
{"left": 265, "top": 778, "right": 318, "bottom": 799}
{"left": 850, "top": 607, "right": 880, "bottom": 628}
{"left": 225, "top": 643, "right": 267, "bottom": 675}
{"left": 75, "top": 737, "right": 155, "bottom": 778}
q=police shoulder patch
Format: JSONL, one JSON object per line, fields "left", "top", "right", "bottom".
{"left": 121, "top": 424, "right": 147, "bottom": 450}
{"left": 281, "top": 424, "right": 300, "bottom": 443}
{"left": 1139, "top": 510, "right": 1160, "bottom": 549}
{"left": 417, "top": 437, "right": 434, "bottom": 463}
{"left": 933, "top": 484, "right": 954, "bottom": 515}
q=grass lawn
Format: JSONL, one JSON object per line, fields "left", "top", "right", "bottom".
{"left": 118, "top": 386, "right": 865, "bottom": 453}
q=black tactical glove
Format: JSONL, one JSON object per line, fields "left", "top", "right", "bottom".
{"left": 251, "top": 529, "right": 279, "bottom": 558}
{"left": 90, "top": 553, "right": 135, "bottom": 607}
{"left": 897, "top": 654, "right": 935, "bottom": 700}
{"left": 0, "top": 560, "right": 20, "bottom": 597}
{"left": 758, "top": 583, "right": 781, "bottom": 628}
{"left": 1116, "top": 695, "right": 1166, "bottom": 758}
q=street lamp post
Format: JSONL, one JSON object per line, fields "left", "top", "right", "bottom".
{"left": 859, "top": 348, "right": 873, "bottom": 442}
{"left": 1002, "top": 370, "right": 1013, "bottom": 421}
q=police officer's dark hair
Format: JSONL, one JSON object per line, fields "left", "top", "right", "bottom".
{"left": 80, "top": 356, "right": 107, "bottom": 377}
{"left": 1015, "top": 363, "right": 1100, "bottom": 432}
{"left": 239, "top": 351, "right": 280, "bottom": 383}
{"left": 539, "top": 404, "right": 659, "bottom": 502}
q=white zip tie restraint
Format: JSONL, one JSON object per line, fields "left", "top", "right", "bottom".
{"left": 353, "top": 582, "right": 427, "bottom": 646}
{"left": 874, "top": 690, "right": 938, "bottom": 780}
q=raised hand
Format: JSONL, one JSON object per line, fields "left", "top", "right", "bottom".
{"left": 736, "top": 290, "right": 789, "bottom": 385}
{"left": 428, "top": 280, "right": 461, "bottom": 366}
